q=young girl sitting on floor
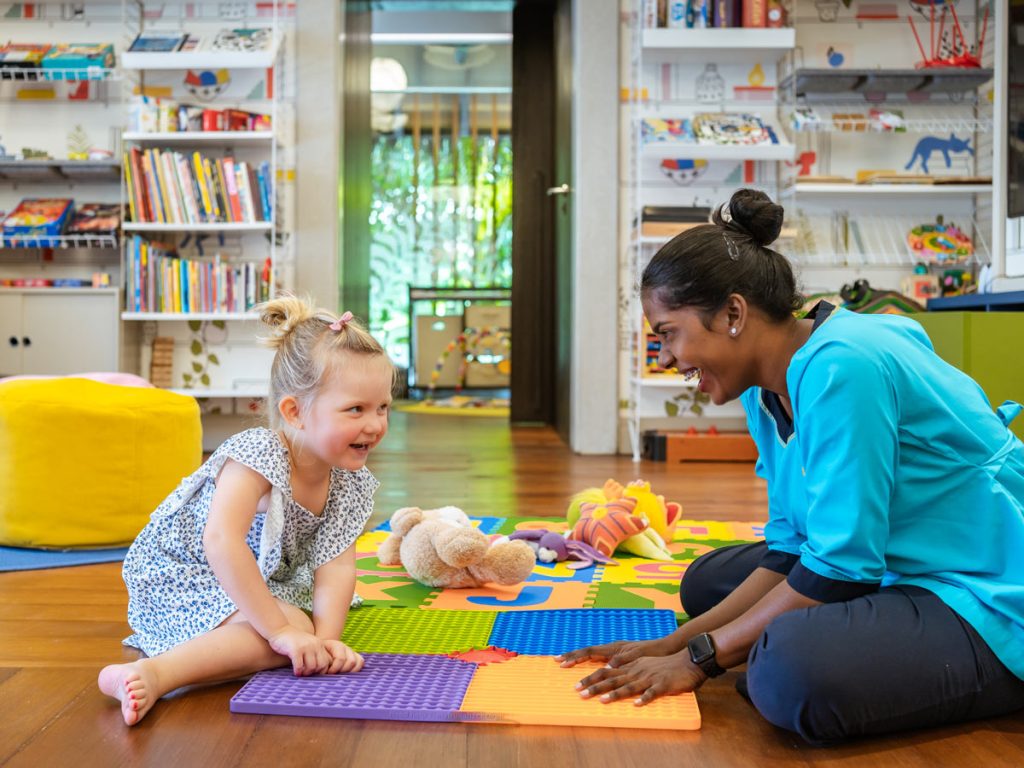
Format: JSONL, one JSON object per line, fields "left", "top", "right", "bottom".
{"left": 98, "top": 295, "right": 394, "bottom": 726}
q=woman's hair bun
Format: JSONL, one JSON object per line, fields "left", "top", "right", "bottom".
{"left": 727, "top": 188, "right": 784, "bottom": 247}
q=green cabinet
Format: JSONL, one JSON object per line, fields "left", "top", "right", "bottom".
{"left": 914, "top": 312, "right": 1024, "bottom": 439}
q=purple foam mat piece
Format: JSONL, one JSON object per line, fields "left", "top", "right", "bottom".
{"left": 230, "top": 653, "right": 476, "bottom": 722}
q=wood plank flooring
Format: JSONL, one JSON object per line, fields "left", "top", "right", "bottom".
{"left": 2, "top": 412, "right": 1022, "bottom": 767}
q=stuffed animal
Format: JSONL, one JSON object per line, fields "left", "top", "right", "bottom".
{"left": 377, "top": 506, "right": 536, "bottom": 588}
{"left": 566, "top": 479, "right": 683, "bottom": 561}
{"left": 508, "top": 528, "right": 617, "bottom": 570}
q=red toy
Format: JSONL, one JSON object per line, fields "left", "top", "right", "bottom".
{"left": 908, "top": 0, "right": 989, "bottom": 69}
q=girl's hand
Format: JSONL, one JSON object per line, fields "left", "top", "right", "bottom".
{"left": 268, "top": 626, "right": 331, "bottom": 676}
{"left": 322, "top": 639, "right": 365, "bottom": 674}
{"left": 575, "top": 651, "right": 707, "bottom": 706}
{"left": 556, "top": 636, "right": 679, "bottom": 669}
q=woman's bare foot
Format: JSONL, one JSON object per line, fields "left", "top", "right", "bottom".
{"left": 98, "top": 661, "right": 160, "bottom": 726}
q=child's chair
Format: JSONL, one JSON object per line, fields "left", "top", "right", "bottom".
{"left": 0, "top": 377, "right": 202, "bottom": 548}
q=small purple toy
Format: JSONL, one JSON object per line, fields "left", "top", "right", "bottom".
{"left": 508, "top": 529, "right": 617, "bottom": 570}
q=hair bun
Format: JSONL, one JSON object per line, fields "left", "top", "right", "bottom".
{"left": 728, "top": 188, "right": 784, "bottom": 247}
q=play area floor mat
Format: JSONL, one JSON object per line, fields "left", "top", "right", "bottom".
{"left": 396, "top": 397, "right": 510, "bottom": 418}
{"left": 231, "top": 654, "right": 701, "bottom": 731}
{"left": 359, "top": 516, "right": 764, "bottom": 614}
{"left": 0, "top": 545, "right": 130, "bottom": 572}
{"left": 230, "top": 516, "right": 761, "bottom": 730}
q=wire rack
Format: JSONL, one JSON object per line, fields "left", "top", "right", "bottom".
{"left": 783, "top": 211, "right": 990, "bottom": 268}
{"left": 788, "top": 103, "right": 992, "bottom": 134}
{"left": 1, "top": 234, "right": 119, "bottom": 250}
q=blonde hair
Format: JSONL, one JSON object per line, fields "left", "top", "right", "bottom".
{"left": 257, "top": 294, "right": 391, "bottom": 430}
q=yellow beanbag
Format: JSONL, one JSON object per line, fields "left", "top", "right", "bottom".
{"left": 0, "top": 378, "right": 202, "bottom": 548}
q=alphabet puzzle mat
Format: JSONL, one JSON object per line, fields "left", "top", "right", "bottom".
{"left": 231, "top": 517, "right": 761, "bottom": 730}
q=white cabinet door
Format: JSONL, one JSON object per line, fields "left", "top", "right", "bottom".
{"left": 20, "top": 292, "right": 119, "bottom": 375}
{"left": 0, "top": 292, "right": 24, "bottom": 377}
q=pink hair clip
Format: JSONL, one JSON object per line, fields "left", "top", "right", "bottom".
{"left": 329, "top": 311, "right": 354, "bottom": 332}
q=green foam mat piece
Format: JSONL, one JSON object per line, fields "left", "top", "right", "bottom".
{"left": 587, "top": 582, "right": 686, "bottom": 619}
{"left": 342, "top": 607, "right": 499, "bottom": 654}
{"left": 492, "top": 515, "right": 567, "bottom": 536}
{"left": 355, "top": 575, "right": 438, "bottom": 609}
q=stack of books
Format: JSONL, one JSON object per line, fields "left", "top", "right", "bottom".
{"left": 125, "top": 235, "right": 271, "bottom": 314}
{"left": 123, "top": 147, "right": 272, "bottom": 225}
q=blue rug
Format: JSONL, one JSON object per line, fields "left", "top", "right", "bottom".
{"left": 0, "top": 546, "right": 129, "bottom": 572}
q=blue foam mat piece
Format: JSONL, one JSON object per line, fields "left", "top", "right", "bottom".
{"left": 0, "top": 546, "right": 129, "bottom": 572}
{"left": 488, "top": 608, "right": 679, "bottom": 656}
{"left": 373, "top": 515, "right": 505, "bottom": 535}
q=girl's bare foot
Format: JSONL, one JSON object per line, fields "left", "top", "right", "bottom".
{"left": 98, "top": 662, "right": 159, "bottom": 726}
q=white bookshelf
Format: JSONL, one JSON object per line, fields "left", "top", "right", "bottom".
{"left": 166, "top": 387, "right": 268, "bottom": 398}
{"left": 120, "top": 38, "right": 282, "bottom": 71}
{"left": 643, "top": 142, "right": 796, "bottom": 161}
{"left": 122, "top": 311, "right": 258, "bottom": 321}
{"left": 642, "top": 28, "right": 795, "bottom": 61}
{"left": 122, "top": 222, "right": 273, "bottom": 233}
{"left": 793, "top": 183, "right": 993, "bottom": 197}
{"left": 122, "top": 131, "right": 274, "bottom": 146}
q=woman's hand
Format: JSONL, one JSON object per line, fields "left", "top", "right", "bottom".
{"left": 322, "top": 639, "right": 365, "bottom": 674}
{"left": 556, "top": 635, "right": 680, "bottom": 669}
{"left": 268, "top": 626, "right": 331, "bottom": 676}
{"left": 574, "top": 650, "right": 707, "bottom": 706}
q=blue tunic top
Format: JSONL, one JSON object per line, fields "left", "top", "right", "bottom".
{"left": 742, "top": 304, "right": 1024, "bottom": 680}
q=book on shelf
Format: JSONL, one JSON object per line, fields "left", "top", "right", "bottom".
{"left": 128, "top": 33, "right": 187, "bottom": 53}
{"left": 210, "top": 28, "right": 274, "bottom": 52}
{"left": 123, "top": 146, "right": 272, "bottom": 225}
{"left": 125, "top": 235, "right": 271, "bottom": 314}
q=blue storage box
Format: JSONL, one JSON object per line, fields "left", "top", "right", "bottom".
{"left": 41, "top": 43, "right": 114, "bottom": 81}
{"left": 2, "top": 198, "right": 73, "bottom": 247}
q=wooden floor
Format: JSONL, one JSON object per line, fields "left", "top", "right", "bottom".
{"left": 2, "top": 412, "right": 1023, "bottom": 767}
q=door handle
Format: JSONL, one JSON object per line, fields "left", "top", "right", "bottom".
{"left": 546, "top": 183, "right": 572, "bottom": 196}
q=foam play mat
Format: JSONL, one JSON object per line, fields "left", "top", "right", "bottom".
{"left": 230, "top": 516, "right": 762, "bottom": 730}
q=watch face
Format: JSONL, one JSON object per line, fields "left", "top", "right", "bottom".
{"left": 689, "top": 633, "right": 715, "bottom": 663}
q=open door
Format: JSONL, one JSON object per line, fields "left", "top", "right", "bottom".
{"left": 510, "top": 0, "right": 572, "bottom": 436}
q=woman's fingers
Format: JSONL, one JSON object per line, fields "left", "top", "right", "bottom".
{"left": 557, "top": 646, "right": 600, "bottom": 667}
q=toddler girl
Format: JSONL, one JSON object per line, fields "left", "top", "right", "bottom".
{"left": 98, "top": 295, "right": 393, "bottom": 725}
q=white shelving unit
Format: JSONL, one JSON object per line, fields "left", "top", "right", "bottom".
{"left": 120, "top": 36, "right": 282, "bottom": 71}
{"left": 122, "top": 131, "right": 274, "bottom": 146}
{"left": 622, "top": 5, "right": 795, "bottom": 460}
{"left": 0, "top": 8, "right": 125, "bottom": 377}
{"left": 792, "top": 183, "right": 993, "bottom": 196}
{"left": 777, "top": 3, "right": 996, "bottom": 284}
{"left": 118, "top": 0, "right": 293, "bottom": 400}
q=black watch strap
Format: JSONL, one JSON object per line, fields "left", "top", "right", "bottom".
{"left": 688, "top": 632, "right": 727, "bottom": 678}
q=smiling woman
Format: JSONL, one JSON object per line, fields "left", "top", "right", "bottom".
{"left": 559, "top": 189, "right": 1024, "bottom": 746}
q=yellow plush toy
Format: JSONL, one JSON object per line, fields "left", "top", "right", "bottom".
{"left": 566, "top": 478, "right": 682, "bottom": 561}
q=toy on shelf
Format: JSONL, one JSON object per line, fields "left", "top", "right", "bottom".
{"left": 906, "top": 217, "right": 973, "bottom": 264}
{"left": 693, "top": 113, "right": 778, "bottom": 146}
{"left": 377, "top": 506, "right": 536, "bottom": 589}
{"left": 566, "top": 479, "right": 683, "bottom": 561}
{"left": 1, "top": 198, "right": 73, "bottom": 247}
{"left": 907, "top": 1, "right": 989, "bottom": 68}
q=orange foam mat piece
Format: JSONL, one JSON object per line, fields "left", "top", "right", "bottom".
{"left": 423, "top": 580, "right": 592, "bottom": 611}
{"left": 459, "top": 656, "right": 701, "bottom": 730}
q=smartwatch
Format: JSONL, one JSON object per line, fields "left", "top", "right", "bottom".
{"left": 687, "top": 632, "right": 727, "bottom": 678}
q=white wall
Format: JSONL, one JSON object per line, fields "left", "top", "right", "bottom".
{"left": 570, "top": 0, "right": 620, "bottom": 454}
{"left": 294, "top": 0, "right": 342, "bottom": 308}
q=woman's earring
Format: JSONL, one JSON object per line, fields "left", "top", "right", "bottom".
{"left": 729, "top": 327, "right": 738, "bottom": 336}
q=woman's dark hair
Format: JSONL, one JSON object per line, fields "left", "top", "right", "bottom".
{"left": 641, "top": 188, "right": 802, "bottom": 324}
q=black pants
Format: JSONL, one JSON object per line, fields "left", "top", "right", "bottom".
{"left": 681, "top": 542, "right": 1024, "bottom": 744}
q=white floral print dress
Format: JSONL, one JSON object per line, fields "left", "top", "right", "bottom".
{"left": 122, "top": 427, "right": 378, "bottom": 657}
